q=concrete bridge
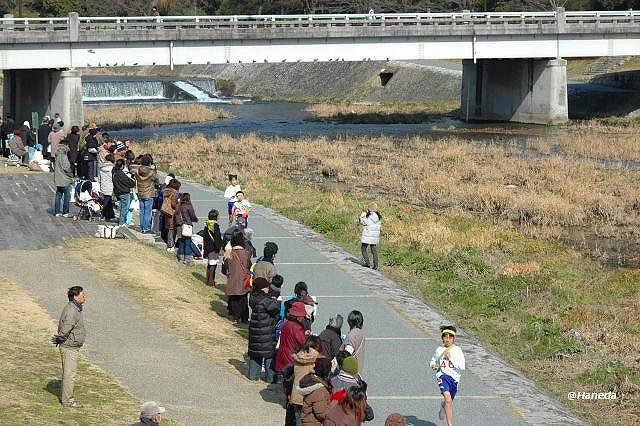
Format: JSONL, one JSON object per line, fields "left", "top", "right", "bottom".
{"left": 2, "top": 9, "right": 640, "bottom": 126}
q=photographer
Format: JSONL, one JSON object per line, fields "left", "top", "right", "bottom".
{"left": 358, "top": 203, "right": 382, "bottom": 270}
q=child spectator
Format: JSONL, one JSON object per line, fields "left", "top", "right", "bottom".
{"left": 199, "top": 209, "right": 223, "bottom": 287}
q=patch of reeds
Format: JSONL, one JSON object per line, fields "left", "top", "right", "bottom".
{"left": 306, "top": 102, "right": 459, "bottom": 124}
{"left": 84, "top": 103, "right": 231, "bottom": 130}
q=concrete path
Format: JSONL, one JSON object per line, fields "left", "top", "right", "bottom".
{"left": 178, "top": 177, "right": 585, "bottom": 426}
{"left": 0, "top": 172, "right": 283, "bottom": 425}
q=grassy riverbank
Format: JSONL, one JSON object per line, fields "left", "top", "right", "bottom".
{"left": 65, "top": 239, "right": 248, "bottom": 372}
{"left": 142, "top": 133, "right": 640, "bottom": 425}
{"left": 84, "top": 104, "right": 231, "bottom": 130}
{"left": 305, "top": 102, "right": 459, "bottom": 124}
{"left": 0, "top": 276, "right": 170, "bottom": 425}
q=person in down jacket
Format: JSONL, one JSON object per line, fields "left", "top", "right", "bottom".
{"left": 358, "top": 204, "right": 382, "bottom": 270}
{"left": 247, "top": 277, "right": 281, "bottom": 383}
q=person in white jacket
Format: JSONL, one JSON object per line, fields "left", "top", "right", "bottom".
{"left": 430, "top": 325, "right": 466, "bottom": 426}
{"left": 358, "top": 204, "right": 382, "bottom": 270}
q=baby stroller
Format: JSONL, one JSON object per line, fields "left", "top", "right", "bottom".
{"left": 74, "top": 179, "right": 104, "bottom": 221}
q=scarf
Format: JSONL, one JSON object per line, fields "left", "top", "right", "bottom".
{"left": 204, "top": 219, "right": 217, "bottom": 232}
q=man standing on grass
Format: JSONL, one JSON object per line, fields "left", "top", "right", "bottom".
{"left": 52, "top": 286, "right": 87, "bottom": 408}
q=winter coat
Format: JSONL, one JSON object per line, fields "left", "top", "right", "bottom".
{"left": 162, "top": 187, "right": 179, "bottom": 230}
{"left": 38, "top": 124, "right": 51, "bottom": 149}
{"left": 359, "top": 212, "right": 381, "bottom": 245}
{"left": 20, "top": 125, "right": 34, "bottom": 147}
{"left": 65, "top": 133, "right": 80, "bottom": 162}
{"left": 54, "top": 145, "right": 73, "bottom": 187}
{"left": 323, "top": 404, "right": 361, "bottom": 426}
{"left": 300, "top": 374, "right": 332, "bottom": 426}
{"left": 175, "top": 203, "right": 198, "bottom": 227}
{"left": 224, "top": 247, "right": 252, "bottom": 296}
{"left": 48, "top": 129, "right": 65, "bottom": 156}
{"left": 330, "top": 370, "right": 362, "bottom": 393}
{"left": 341, "top": 328, "right": 366, "bottom": 373}
{"left": 9, "top": 135, "right": 26, "bottom": 157}
{"left": 276, "top": 318, "right": 307, "bottom": 372}
{"left": 253, "top": 259, "right": 276, "bottom": 283}
{"left": 248, "top": 291, "right": 281, "bottom": 359}
{"left": 85, "top": 135, "right": 99, "bottom": 160}
{"left": 99, "top": 163, "right": 114, "bottom": 196}
{"left": 199, "top": 222, "right": 223, "bottom": 257}
{"left": 112, "top": 168, "right": 136, "bottom": 197}
{"left": 319, "top": 326, "right": 342, "bottom": 360}
{"left": 132, "top": 165, "right": 157, "bottom": 199}
{"left": 291, "top": 348, "right": 321, "bottom": 406}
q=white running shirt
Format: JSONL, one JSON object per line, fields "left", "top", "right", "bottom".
{"left": 430, "top": 344, "right": 466, "bottom": 383}
{"left": 224, "top": 184, "right": 242, "bottom": 201}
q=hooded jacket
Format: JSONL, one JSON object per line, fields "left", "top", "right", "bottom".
{"left": 48, "top": 128, "right": 65, "bottom": 156}
{"left": 54, "top": 145, "right": 73, "bottom": 187}
{"left": 162, "top": 187, "right": 179, "bottom": 230}
{"left": 299, "top": 373, "right": 332, "bottom": 426}
{"left": 132, "top": 165, "right": 158, "bottom": 199}
{"left": 291, "top": 348, "right": 321, "bottom": 406}
{"left": 323, "top": 404, "right": 362, "bottom": 426}
{"left": 359, "top": 211, "right": 381, "bottom": 245}
{"left": 248, "top": 290, "right": 281, "bottom": 359}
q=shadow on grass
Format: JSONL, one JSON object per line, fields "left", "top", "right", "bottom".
{"left": 405, "top": 416, "right": 437, "bottom": 426}
{"left": 228, "top": 357, "right": 248, "bottom": 376}
{"left": 44, "top": 379, "right": 61, "bottom": 403}
{"left": 191, "top": 270, "right": 207, "bottom": 285}
{"left": 259, "top": 385, "right": 285, "bottom": 406}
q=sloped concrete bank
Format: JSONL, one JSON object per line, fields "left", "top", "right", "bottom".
{"left": 88, "top": 61, "right": 462, "bottom": 105}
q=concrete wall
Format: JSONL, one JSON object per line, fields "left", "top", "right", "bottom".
{"left": 461, "top": 58, "right": 568, "bottom": 124}
{"left": 590, "top": 70, "right": 640, "bottom": 90}
{"left": 3, "top": 69, "right": 83, "bottom": 131}
{"left": 108, "top": 61, "right": 462, "bottom": 105}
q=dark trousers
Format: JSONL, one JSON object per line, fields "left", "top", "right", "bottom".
{"left": 102, "top": 195, "right": 115, "bottom": 220}
{"left": 227, "top": 295, "right": 248, "bottom": 322}
{"left": 361, "top": 243, "right": 379, "bottom": 269}
{"left": 285, "top": 404, "right": 302, "bottom": 426}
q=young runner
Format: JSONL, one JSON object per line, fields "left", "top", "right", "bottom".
{"left": 231, "top": 190, "right": 253, "bottom": 226}
{"left": 223, "top": 174, "right": 241, "bottom": 223}
{"left": 430, "top": 325, "right": 465, "bottom": 426}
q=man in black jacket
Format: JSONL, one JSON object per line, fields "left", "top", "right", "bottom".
{"left": 248, "top": 277, "right": 281, "bottom": 383}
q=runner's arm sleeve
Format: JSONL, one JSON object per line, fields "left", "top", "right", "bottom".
{"left": 451, "top": 347, "right": 466, "bottom": 370}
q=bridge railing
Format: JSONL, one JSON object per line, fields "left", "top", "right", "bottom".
{"left": 0, "top": 10, "right": 639, "bottom": 33}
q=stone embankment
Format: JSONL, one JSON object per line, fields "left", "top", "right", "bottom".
{"left": 90, "top": 61, "right": 462, "bottom": 105}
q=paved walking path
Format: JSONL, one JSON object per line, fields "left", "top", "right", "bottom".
{"left": 0, "top": 171, "right": 585, "bottom": 425}
{"left": 179, "top": 177, "right": 585, "bottom": 426}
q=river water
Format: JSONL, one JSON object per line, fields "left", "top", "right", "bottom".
{"left": 108, "top": 100, "right": 564, "bottom": 142}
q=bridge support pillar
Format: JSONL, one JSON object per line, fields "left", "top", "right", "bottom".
{"left": 3, "top": 68, "right": 83, "bottom": 132}
{"left": 460, "top": 58, "right": 567, "bottom": 124}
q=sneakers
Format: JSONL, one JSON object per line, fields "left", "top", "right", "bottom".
{"left": 438, "top": 402, "right": 445, "bottom": 420}
{"left": 63, "top": 401, "right": 80, "bottom": 408}
{"left": 55, "top": 213, "right": 62, "bottom": 217}
{"left": 167, "top": 247, "right": 176, "bottom": 253}
{"left": 62, "top": 213, "right": 73, "bottom": 218}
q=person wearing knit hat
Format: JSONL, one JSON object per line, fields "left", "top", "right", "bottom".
{"left": 330, "top": 355, "right": 362, "bottom": 395}
{"left": 133, "top": 401, "right": 165, "bottom": 426}
{"left": 385, "top": 413, "right": 406, "bottom": 426}
{"left": 247, "top": 277, "right": 280, "bottom": 382}
{"left": 268, "top": 274, "right": 283, "bottom": 298}
{"left": 430, "top": 324, "right": 465, "bottom": 426}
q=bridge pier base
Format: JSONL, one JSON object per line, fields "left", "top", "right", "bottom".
{"left": 3, "top": 68, "right": 83, "bottom": 132}
{"left": 460, "top": 58, "right": 568, "bottom": 125}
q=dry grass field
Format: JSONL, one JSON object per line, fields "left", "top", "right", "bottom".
{"left": 141, "top": 132, "right": 640, "bottom": 425}
{"left": 306, "top": 102, "right": 459, "bottom": 123}
{"left": 84, "top": 103, "right": 231, "bottom": 130}
{"left": 0, "top": 276, "right": 171, "bottom": 425}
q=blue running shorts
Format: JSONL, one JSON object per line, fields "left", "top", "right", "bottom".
{"left": 437, "top": 374, "right": 458, "bottom": 399}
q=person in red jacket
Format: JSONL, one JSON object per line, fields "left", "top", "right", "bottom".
{"left": 275, "top": 301, "right": 309, "bottom": 373}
